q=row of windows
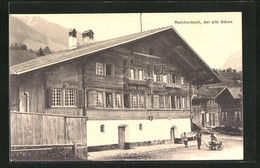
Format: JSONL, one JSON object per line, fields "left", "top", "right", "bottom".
{"left": 153, "top": 74, "right": 184, "bottom": 84}
{"left": 100, "top": 124, "right": 143, "bottom": 133}
{"left": 50, "top": 88, "right": 189, "bottom": 109}
{"left": 221, "top": 111, "right": 242, "bottom": 122}
{"left": 130, "top": 68, "right": 143, "bottom": 80}
{"left": 234, "top": 111, "right": 242, "bottom": 122}
{"left": 96, "top": 92, "right": 189, "bottom": 109}
{"left": 96, "top": 62, "right": 185, "bottom": 84}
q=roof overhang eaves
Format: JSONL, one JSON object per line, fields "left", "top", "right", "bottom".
{"left": 169, "top": 27, "right": 222, "bottom": 84}
{"left": 10, "top": 26, "right": 173, "bottom": 75}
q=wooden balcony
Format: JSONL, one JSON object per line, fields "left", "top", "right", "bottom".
{"left": 165, "top": 83, "right": 181, "bottom": 89}
{"left": 125, "top": 78, "right": 149, "bottom": 86}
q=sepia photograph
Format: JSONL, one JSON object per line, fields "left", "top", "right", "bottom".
{"left": 9, "top": 12, "right": 243, "bottom": 161}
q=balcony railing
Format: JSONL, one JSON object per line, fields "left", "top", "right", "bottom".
{"left": 165, "top": 83, "right": 181, "bottom": 88}
{"left": 125, "top": 78, "right": 149, "bottom": 86}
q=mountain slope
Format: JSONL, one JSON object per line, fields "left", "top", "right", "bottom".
{"left": 16, "top": 16, "right": 82, "bottom": 50}
{"left": 9, "top": 15, "right": 49, "bottom": 48}
{"left": 10, "top": 15, "right": 70, "bottom": 51}
{"left": 221, "top": 49, "right": 242, "bottom": 71}
{"left": 9, "top": 49, "right": 39, "bottom": 66}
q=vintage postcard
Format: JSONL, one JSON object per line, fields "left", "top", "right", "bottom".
{"left": 9, "top": 12, "right": 243, "bottom": 161}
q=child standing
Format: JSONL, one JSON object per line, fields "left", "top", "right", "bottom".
{"left": 183, "top": 132, "right": 188, "bottom": 148}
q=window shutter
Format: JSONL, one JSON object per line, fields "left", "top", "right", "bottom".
{"left": 77, "top": 89, "right": 83, "bottom": 108}
{"left": 46, "top": 87, "right": 52, "bottom": 108}
{"left": 88, "top": 90, "right": 96, "bottom": 108}
{"left": 153, "top": 95, "right": 159, "bottom": 109}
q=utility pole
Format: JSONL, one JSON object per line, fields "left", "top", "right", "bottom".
{"left": 140, "top": 13, "right": 142, "bottom": 32}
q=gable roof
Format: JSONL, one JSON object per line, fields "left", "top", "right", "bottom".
{"left": 10, "top": 26, "right": 221, "bottom": 84}
{"left": 194, "top": 86, "right": 227, "bottom": 99}
{"left": 228, "top": 87, "right": 242, "bottom": 99}
{"left": 10, "top": 26, "right": 172, "bottom": 75}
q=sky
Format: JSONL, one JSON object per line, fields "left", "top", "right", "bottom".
{"left": 14, "top": 13, "right": 242, "bottom": 69}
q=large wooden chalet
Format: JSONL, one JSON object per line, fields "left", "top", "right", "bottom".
{"left": 10, "top": 26, "right": 221, "bottom": 151}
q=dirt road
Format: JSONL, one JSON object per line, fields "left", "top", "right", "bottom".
{"left": 87, "top": 133, "right": 243, "bottom": 161}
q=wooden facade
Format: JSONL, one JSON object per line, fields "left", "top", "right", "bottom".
{"left": 192, "top": 98, "right": 221, "bottom": 128}
{"left": 217, "top": 90, "right": 242, "bottom": 128}
{"left": 10, "top": 27, "right": 221, "bottom": 150}
{"left": 191, "top": 87, "right": 242, "bottom": 129}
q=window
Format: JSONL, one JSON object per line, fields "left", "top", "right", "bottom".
{"left": 235, "top": 111, "right": 241, "bottom": 122}
{"left": 153, "top": 74, "right": 160, "bottom": 82}
{"left": 96, "top": 92, "right": 103, "bottom": 107}
{"left": 51, "top": 89, "right": 62, "bottom": 106}
{"left": 181, "top": 97, "right": 186, "bottom": 109}
{"left": 234, "top": 111, "right": 238, "bottom": 121}
{"left": 159, "top": 95, "right": 164, "bottom": 109}
{"left": 169, "top": 74, "right": 176, "bottom": 83}
{"left": 138, "top": 70, "right": 143, "bottom": 80}
{"left": 106, "top": 64, "right": 112, "bottom": 76}
{"left": 163, "top": 74, "right": 168, "bottom": 83}
{"left": 221, "top": 112, "right": 228, "bottom": 122}
{"left": 206, "top": 113, "right": 209, "bottom": 122}
{"left": 139, "top": 123, "right": 143, "bottom": 130}
{"left": 100, "top": 124, "right": 105, "bottom": 133}
{"left": 130, "top": 68, "right": 135, "bottom": 79}
{"left": 131, "top": 94, "right": 138, "bottom": 108}
{"left": 209, "top": 100, "right": 215, "bottom": 105}
{"left": 225, "top": 112, "right": 228, "bottom": 121}
{"left": 238, "top": 111, "right": 242, "bottom": 121}
{"left": 171, "top": 96, "right": 176, "bottom": 109}
{"left": 222, "top": 112, "right": 228, "bottom": 121}
{"left": 165, "top": 96, "right": 170, "bottom": 109}
{"left": 139, "top": 95, "right": 145, "bottom": 108}
{"left": 51, "top": 89, "right": 77, "bottom": 107}
{"left": 105, "top": 93, "right": 112, "bottom": 108}
{"left": 64, "top": 89, "right": 75, "bottom": 106}
{"left": 115, "top": 94, "right": 122, "bottom": 108}
{"left": 177, "top": 97, "right": 181, "bottom": 109}
{"left": 181, "top": 76, "right": 184, "bottom": 84}
{"left": 96, "top": 63, "right": 104, "bottom": 75}
{"left": 124, "top": 94, "right": 130, "bottom": 108}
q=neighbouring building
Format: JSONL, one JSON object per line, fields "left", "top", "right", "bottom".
{"left": 191, "top": 86, "right": 242, "bottom": 130}
{"left": 219, "top": 87, "right": 243, "bottom": 128}
{"left": 10, "top": 26, "right": 221, "bottom": 151}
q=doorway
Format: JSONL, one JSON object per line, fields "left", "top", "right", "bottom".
{"left": 201, "top": 113, "right": 205, "bottom": 127}
{"left": 118, "top": 126, "right": 125, "bottom": 149}
{"left": 170, "top": 126, "right": 177, "bottom": 143}
{"left": 170, "top": 128, "right": 175, "bottom": 143}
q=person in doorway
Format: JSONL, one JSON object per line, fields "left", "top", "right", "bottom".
{"left": 196, "top": 131, "right": 202, "bottom": 149}
{"left": 183, "top": 132, "right": 188, "bottom": 148}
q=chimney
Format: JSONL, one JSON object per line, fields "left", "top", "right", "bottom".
{"left": 82, "top": 29, "right": 95, "bottom": 45}
{"left": 69, "top": 28, "right": 77, "bottom": 50}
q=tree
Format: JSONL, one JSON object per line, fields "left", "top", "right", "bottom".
{"left": 38, "top": 47, "right": 45, "bottom": 56}
{"left": 20, "top": 44, "right": 27, "bottom": 50}
{"left": 43, "top": 46, "right": 51, "bottom": 54}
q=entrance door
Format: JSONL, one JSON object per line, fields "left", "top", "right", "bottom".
{"left": 118, "top": 126, "right": 125, "bottom": 149}
{"left": 201, "top": 113, "right": 205, "bottom": 127}
{"left": 170, "top": 127, "right": 175, "bottom": 143}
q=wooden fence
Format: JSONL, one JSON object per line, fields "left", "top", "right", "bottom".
{"left": 10, "top": 112, "right": 87, "bottom": 147}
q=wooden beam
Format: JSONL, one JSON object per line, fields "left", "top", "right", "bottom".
{"left": 172, "top": 49, "right": 197, "bottom": 70}
{"left": 133, "top": 52, "right": 161, "bottom": 59}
